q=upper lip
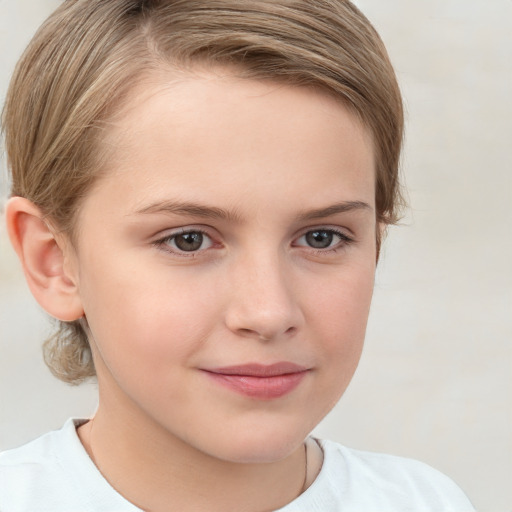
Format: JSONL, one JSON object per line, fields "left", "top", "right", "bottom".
{"left": 204, "top": 362, "right": 309, "bottom": 377}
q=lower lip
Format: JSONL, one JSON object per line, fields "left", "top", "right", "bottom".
{"left": 203, "top": 371, "right": 307, "bottom": 399}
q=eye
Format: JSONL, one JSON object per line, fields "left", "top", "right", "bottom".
{"left": 294, "top": 229, "right": 353, "bottom": 250}
{"left": 157, "top": 230, "right": 213, "bottom": 253}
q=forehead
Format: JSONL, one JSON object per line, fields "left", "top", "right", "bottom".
{"left": 84, "top": 68, "right": 375, "bottom": 220}
{"left": 110, "top": 67, "right": 372, "bottom": 147}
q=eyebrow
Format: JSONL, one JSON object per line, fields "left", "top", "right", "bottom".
{"left": 296, "top": 201, "right": 373, "bottom": 221}
{"left": 133, "top": 200, "right": 242, "bottom": 222}
{"left": 133, "top": 199, "right": 372, "bottom": 222}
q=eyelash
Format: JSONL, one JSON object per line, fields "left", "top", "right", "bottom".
{"left": 293, "top": 228, "right": 355, "bottom": 254}
{"left": 153, "top": 227, "right": 355, "bottom": 257}
{"left": 153, "top": 228, "right": 214, "bottom": 258}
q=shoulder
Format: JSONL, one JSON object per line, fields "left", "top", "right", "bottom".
{"left": 281, "top": 439, "right": 474, "bottom": 512}
{"left": 0, "top": 421, "right": 72, "bottom": 511}
{"left": 318, "top": 439, "right": 475, "bottom": 511}
{"left": 0, "top": 422, "right": 67, "bottom": 479}
{"left": 0, "top": 419, "right": 140, "bottom": 512}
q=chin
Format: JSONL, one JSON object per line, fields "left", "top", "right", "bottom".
{"left": 203, "top": 420, "right": 310, "bottom": 464}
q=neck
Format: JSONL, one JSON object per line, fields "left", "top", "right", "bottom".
{"left": 78, "top": 403, "right": 312, "bottom": 512}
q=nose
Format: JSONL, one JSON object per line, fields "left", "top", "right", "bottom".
{"left": 224, "top": 251, "right": 304, "bottom": 342}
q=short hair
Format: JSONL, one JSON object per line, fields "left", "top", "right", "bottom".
{"left": 2, "top": 0, "right": 404, "bottom": 384}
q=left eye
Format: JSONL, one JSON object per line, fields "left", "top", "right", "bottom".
{"left": 161, "top": 231, "right": 213, "bottom": 252}
{"left": 295, "top": 229, "right": 349, "bottom": 249}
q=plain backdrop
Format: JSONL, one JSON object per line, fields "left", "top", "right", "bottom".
{"left": 1, "top": 1, "right": 511, "bottom": 511}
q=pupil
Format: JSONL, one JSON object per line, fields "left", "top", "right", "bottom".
{"left": 306, "top": 230, "right": 333, "bottom": 249}
{"left": 175, "top": 232, "right": 203, "bottom": 251}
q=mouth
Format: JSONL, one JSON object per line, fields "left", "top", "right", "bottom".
{"left": 201, "top": 362, "right": 310, "bottom": 400}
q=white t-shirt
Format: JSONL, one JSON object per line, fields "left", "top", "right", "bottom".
{"left": 0, "top": 419, "right": 474, "bottom": 512}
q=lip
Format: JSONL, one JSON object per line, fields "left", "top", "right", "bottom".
{"left": 201, "top": 362, "right": 309, "bottom": 400}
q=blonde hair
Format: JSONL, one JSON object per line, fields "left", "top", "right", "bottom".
{"left": 2, "top": 0, "right": 404, "bottom": 384}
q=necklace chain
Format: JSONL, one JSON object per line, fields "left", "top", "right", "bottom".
{"left": 300, "top": 438, "right": 309, "bottom": 495}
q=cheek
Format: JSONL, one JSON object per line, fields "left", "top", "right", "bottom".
{"left": 308, "top": 260, "right": 375, "bottom": 362}
{"left": 78, "top": 256, "right": 221, "bottom": 373}
{"left": 291, "top": 261, "right": 375, "bottom": 425}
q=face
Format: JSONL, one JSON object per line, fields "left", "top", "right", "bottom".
{"left": 68, "top": 69, "right": 377, "bottom": 463}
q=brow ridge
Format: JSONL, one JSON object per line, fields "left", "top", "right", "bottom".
{"left": 296, "top": 201, "right": 373, "bottom": 221}
{"left": 133, "top": 199, "right": 372, "bottom": 222}
{"left": 134, "top": 200, "right": 242, "bottom": 222}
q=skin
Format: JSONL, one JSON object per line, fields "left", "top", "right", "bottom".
{"left": 8, "top": 68, "right": 378, "bottom": 511}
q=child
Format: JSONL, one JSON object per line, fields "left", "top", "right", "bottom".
{"left": 1, "top": 1, "right": 474, "bottom": 510}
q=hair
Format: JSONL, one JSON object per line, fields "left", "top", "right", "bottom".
{"left": 2, "top": 0, "right": 404, "bottom": 384}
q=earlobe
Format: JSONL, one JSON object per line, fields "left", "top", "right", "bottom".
{"left": 5, "top": 197, "right": 84, "bottom": 322}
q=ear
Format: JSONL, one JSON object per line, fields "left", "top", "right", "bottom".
{"left": 5, "top": 197, "right": 84, "bottom": 322}
{"left": 376, "top": 222, "right": 387, "bottom": 263}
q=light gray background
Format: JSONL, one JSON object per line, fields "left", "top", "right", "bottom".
{"left": 1, "top": 1, "right": 511, "bottom": 510}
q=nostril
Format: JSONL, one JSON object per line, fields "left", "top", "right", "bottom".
{"left": 236, "top": 328, "right": 273, "bottom": 341}
{"left": 236, "top": 326, "right": 297, "bottom": 341}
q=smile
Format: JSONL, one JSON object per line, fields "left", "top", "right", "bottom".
{"left": 202, "top": 363, "right": 309, "bottom": 400}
